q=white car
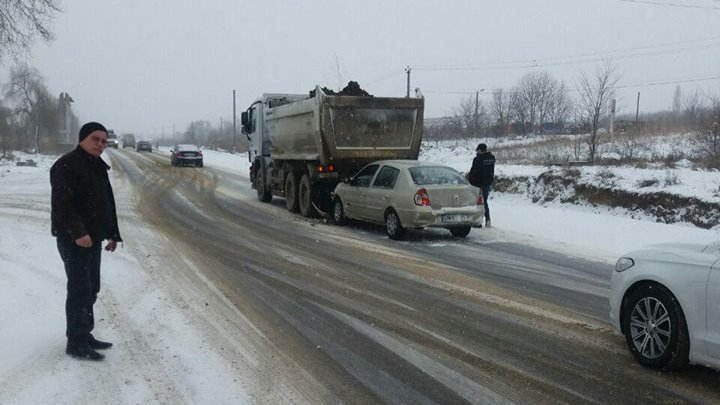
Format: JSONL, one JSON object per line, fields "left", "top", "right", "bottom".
{"left": 609, "top": 241, "right": 720, "bottom": 371}
{"left": 332, "top": 160, "right": 484, "bottom": 239}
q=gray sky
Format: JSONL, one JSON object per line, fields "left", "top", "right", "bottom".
{"left": 6, "top": 0, "right": 720, "bottom": 137}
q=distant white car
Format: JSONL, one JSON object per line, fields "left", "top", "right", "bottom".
{"left": 609, "top": 241, "right": 720, "bottom": 371}
{"left": 332, "top": 160, "right": 484, "bottom": 239}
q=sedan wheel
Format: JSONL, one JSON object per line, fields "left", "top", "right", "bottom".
{"left": 333, "top": 198, "right": 345, "bottom": 225}
{"left": 622, "top": 283, "right": 689, "bottom": 370}
{"left": 385, "top": 209, "right": 405, "bottom": 240}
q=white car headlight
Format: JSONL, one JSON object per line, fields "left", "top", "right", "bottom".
{"left": 615, "top": 257, "right": 635, "bottom": 272}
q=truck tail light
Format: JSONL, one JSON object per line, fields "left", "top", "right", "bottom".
{"left": 414, "top": 188, "right": 430, "bottom": 206}
{"left": 317, "top": 164, "right": 335, "bottom": 173}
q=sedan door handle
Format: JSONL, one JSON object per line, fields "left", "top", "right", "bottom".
{"left": 383, "top": 195, "right": 391, "bottom": 200}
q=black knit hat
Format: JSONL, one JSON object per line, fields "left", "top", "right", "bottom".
{"left": 476, "top": 143, "right": 487, "bottom": 152}
{"left": 78, "top": 122, "right": 107, "bottom": 142}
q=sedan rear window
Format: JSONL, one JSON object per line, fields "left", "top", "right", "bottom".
{"left": 409, "top": 166, "right": 467, "bottom": 186}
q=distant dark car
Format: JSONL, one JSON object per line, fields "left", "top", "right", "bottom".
{"left": 170, "top": 144, "right": 203, "bottom": 167}
{"left": 136, "top": 141, "right": 152, "bottom": 152}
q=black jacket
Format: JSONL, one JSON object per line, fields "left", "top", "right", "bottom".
{"left": 468, "top": 151, "right": 496, "bottom": 188}
{"left": 50, "top": 146, "right": 122, "bottom": 243}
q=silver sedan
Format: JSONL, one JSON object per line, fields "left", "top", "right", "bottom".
{"left": 332, "top": 160, "right": 484, "bottom": 239}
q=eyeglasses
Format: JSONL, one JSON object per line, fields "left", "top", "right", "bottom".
{"left": 90, "top": 136, "right": 108, "bottom": 145}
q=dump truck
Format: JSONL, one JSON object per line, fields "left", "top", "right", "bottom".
{"left": 242, "top": 85, "right": 424, "bottom": 217}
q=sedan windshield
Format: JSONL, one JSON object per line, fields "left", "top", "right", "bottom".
{"left": 409, "top": 166, "right": 467, "bottom": 186}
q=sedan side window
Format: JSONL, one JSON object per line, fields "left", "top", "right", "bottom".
{"left": 350, "top": 164, "right": 379, "bottom": 187}
{"left": 372, "top": 166, "right": 400, "bottom": 189}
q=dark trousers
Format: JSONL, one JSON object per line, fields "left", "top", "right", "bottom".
{"left": 56, "top": 237, "right": 101, "bottom": 346}
{"left": 481, "top": 186, "right": 491, "bottom": 221}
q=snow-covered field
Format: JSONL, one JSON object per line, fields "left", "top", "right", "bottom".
{"left": 1, "top": 145, "right": 718, "bottom": 404}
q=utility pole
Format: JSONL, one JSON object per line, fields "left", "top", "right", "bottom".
{"left": 232, "top": 89, "right": 237, "bottom": 152}
{"left": 405, "top": 66, "right": 411, "bottom": 98}
{"left": 635, "top": 92, "right": 640, "bottom": 125}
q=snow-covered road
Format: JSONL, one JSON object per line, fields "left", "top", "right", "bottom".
{"left": 1, "top": 149, "right": 718, "bottom": 404}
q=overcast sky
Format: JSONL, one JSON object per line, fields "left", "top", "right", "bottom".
{"left": 4, "top": 0, "right": 720, "bottom": 137}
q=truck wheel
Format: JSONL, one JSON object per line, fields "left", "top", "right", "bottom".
{"left": 256, "top": 167, "right": 272, "bottom": 203}
{"left": 285, "top": 172, "right": 299, "bottom": 212}
{"left": 298, "top": 174, "right": 317, "bottom": 218}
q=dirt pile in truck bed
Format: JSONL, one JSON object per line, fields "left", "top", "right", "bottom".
{"left": 309, "top": 81, "right": 373, "bottom": 97}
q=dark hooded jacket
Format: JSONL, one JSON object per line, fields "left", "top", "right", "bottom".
{"left": 467, "top": 151, "right": 496, "bottom": 188}
{"left": 50, "top": 146, "right": 122, "bottom": 243}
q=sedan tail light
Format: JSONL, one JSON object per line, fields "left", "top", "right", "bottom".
{"left": 476, "top": 194, "right": 484, "bottom": 205}
{"left": 414, "top": 188, "right": 430, "bottom": 206}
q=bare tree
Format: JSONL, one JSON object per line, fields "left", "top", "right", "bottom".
{"left": 490, "top": 88, "right": 513, "bottom": 136}
{"left": 452, "top": 94, "right": 486, "bottom": 138}
{"left": 3, "top": 63, "right": 52, "bottom": 152}
{"left": 547, "top": 81, "right": 573, "bottom": 132}
{"left": 693, "top": 96, "right": 720, "bottom": 161}
{"left": 683, "top": 89, "right": 703, "bottom": 127}
{"left": 576, "top": 60, "right": 619, "bottom": 163}
{"left": 0, "top": 0, "right": 61, "bottom": 61}
{"left": 672, "top": 85, "right": 682, "bottom": 116}
{"left": 0, "top": 103, "right": 14, "bottom": 158}
{"left": 510, "top": 90, "right": 529, "bottom": 134}
{"left": 516, "top": 71, "right": 558, "bottom": 134}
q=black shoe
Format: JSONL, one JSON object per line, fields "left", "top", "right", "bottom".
{"left": 66, "top": 343, "right": 105, "bottom": 361}
{"left": 88, "top": 334, "right": 113, "bottom": 350}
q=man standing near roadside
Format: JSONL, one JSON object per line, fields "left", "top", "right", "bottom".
{"left": 467, "top": 143, "right": 496, "bottom": 227}
{"left": 51, "top": 122, "right": 122, "bottom": 361}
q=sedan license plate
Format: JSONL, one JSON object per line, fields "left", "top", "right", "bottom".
{"left": 441, "top": 214, "right": 468, "bottom": 223}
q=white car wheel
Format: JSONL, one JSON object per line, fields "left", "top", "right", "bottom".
{"left": 623, "top": 283, "right": 689, "bottom": 370}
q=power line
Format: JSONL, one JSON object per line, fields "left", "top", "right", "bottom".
{"left": 619, "top": 0, "right": 720, "bottom": 10}
{"left": 414, "top": 37, "right": 720, "bottom": 72}
{"left": 422, "top": 73, "right": 720, "bottom": 96}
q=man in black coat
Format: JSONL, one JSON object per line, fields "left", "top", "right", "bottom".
{"left": 51, "top": 122, "right": 122, "bottom": 361}
{"left": 467, "top": 143, "right": 496, "bottom": 227}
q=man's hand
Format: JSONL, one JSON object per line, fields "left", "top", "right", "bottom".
{"left": 105, "top": 240, "right": 118, "bottom": 252}
{"left": 75, "top": 235, "right": 93, "bottom": 248}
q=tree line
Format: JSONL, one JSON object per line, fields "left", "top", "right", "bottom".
{"left": 426, "top": 61, "right": 720, "bottom": 163}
